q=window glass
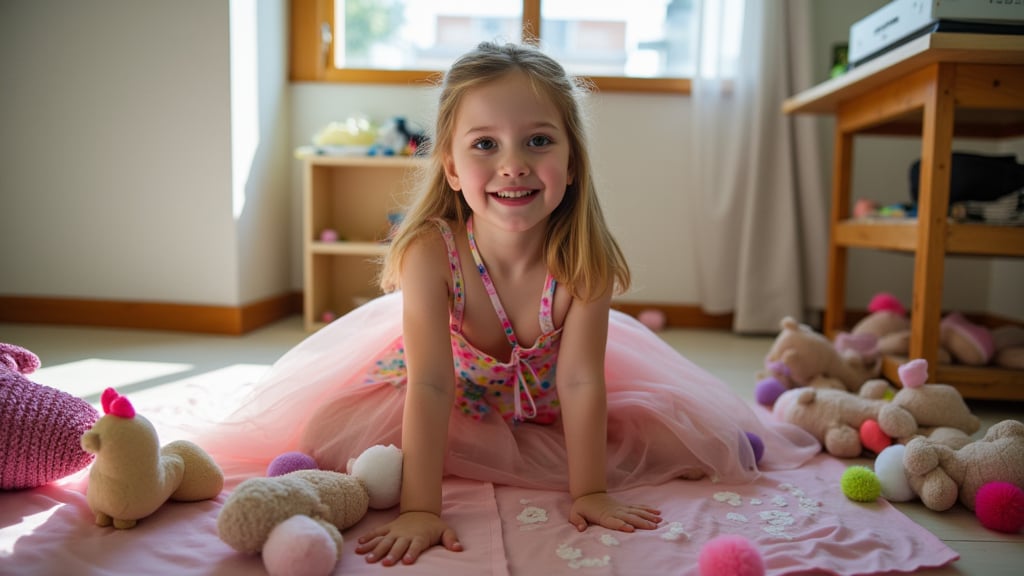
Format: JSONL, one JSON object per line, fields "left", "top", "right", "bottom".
{"left": 540, "top": 0, "right": 697, "bottom": 78}
{"left": 334, "top": 0, "right": 522, "bottom": 71}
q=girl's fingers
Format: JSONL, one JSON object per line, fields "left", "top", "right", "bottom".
{"left": 380, "top": 538, "right": 412, "bottom": 566}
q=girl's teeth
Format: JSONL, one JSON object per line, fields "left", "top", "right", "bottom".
{"left": 496, "top": 190, "right": 533, "bottom": 198}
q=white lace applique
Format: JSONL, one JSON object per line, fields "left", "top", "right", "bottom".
{"left": 556, "top": 543, "right": 611, "bottom": 569}
{"left": 517, "top": 505, "right": 548, "bottom": 530}
{"left": 760, "top": 510, "right": 796, "bottom": 539}
{"left": 709, "top": 482, "right": 820, "bottom": 541}
{"left": 599, "top": 534, "right": 620, "bottom": 546}
{"left": 660, "top": 521, "right": 690, "bottom": 541}
{"left": 713, "top": 491, "right": 743, "bottom": 506}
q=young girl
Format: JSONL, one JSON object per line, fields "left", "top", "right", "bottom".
{"left": 207, "top": 41, "right": 817, "bottom": 567}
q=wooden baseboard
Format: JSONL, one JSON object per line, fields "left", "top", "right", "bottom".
{"left": 2, "top": 293, "right": 1014, "bottom": 335}
{"left": 611, "top": 301, "right": 734, "bottom": 330}
{"left": 0, "top": 293, "right": 303, "bottom": 335}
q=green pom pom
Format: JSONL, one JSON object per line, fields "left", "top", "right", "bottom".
{"left": 841, "top": 466, "right": 881, "bottom": 502}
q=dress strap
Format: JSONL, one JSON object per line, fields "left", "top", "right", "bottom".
{"left": 431, "top": 218, "right": 465, "bottom": 331}
{"left": 466, "top": 216, "right": 519, "bottom": 349}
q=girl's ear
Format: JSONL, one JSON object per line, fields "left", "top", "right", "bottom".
{"left": 443, "top": 155, "right": 461, "bottom": 191}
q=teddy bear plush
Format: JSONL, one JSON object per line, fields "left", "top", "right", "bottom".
{"left": 835, "top": 292, "right": 912, "bottom": 364}
{"left": 901, "top": 419, "right": 1024, "bottom": 512}
{"left": 771, "top": 378, "right": 892, "bottom": 458}
{"left": 773, "top": 359, "right": 980, "bottom": 458}
{"left": 217, "top": 444, "right": 403, "bottom": 576}
{"left": 1, "top": 342, "right": 99, "bottom": 490}
{"left": 756, "top": 317, "right": 881, "bottom": 406}
{"left": 873, "top": 359, "right": 980, "bottom": 442}
{"left": 81, "top": 387, "right": 224, "bottom": 529}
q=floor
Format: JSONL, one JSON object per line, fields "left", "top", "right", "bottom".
{"left": 1, "top": 317, "right": 1022, "bottom": 574}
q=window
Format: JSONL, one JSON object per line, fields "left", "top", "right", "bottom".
{"left": 290, "top": 0, "right": 699, "bottom": 93}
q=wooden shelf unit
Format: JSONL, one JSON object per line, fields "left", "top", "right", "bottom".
{"left": 784, "top": 32, "right": 1024, "bottom": 400}
{"left": 302, "top": 155, "right": 423, "bottom": 331}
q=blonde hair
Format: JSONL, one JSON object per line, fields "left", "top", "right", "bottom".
{"left": 380, "top": 41, "right": 630, "bottom": 301}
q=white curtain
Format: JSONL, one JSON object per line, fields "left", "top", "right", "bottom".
{"left": 688, "top": 0, "right": 826, "bottom": 333}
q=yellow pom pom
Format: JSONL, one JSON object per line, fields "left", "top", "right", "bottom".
{"left": 841, "top": 466, "right": 881, "bottom": 502}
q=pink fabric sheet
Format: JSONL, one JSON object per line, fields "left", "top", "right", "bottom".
{"left": 1, "top": 455, "right": 957, "bottom": 575}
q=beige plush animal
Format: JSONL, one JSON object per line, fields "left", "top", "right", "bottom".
{"left": 217, "top": 444, "right": 402, "bottom": 576}
{"left": 903, "top": 419, "right": 1024, "bottom": 512}
{"left": 81, "top": 387, "right": 223, "bottom": 529}
{"left": 773, "top": 360, "right": 980, "bottom": 458}
{"left": 771, "top": 379, "right": 890, "bottom": 458}
{"left": 875, "top": 359, "right": 980, "bottom": 441}
{"left": 763, "top": 316, "right": 880, "bottom": 393}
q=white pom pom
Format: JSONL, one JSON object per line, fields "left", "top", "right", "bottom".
{"left": 875, "top": 445, "right": 915, "bottom": 502}
{"left": 350, "top": 444, "right": 403, "bottom": 509}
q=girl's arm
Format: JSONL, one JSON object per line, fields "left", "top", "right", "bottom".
{"left": 356, "top": 232, "right": 462, "bottom": 565}
{"left": 556, "top": 288, "right": 662, "bottom": 532}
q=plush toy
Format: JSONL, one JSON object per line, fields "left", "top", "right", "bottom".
{"left": 1, "top": 343, "right": 99, "bottom": 490}
{"left": 773, "top": 359, "right": 980, "bottom": 458}
{"left": 992, "top": 325, "right": 1024, "bottom": 370}
{"left": 771, "top": 378, "right": 891, "bottom": 458}
{"left": 873, "top": 359, "right": 981, "bottom": 442}
{"left": 902, "top": 419, "right": 1024, "bottom": 512}
{"left": 835, "top": 293, "right": 912, "bottom": 363}
{"left": 217, "top": 444, "right": 403, "bottom": 576}
{"left": 756, "top": 317, "right": 880, "bottom": 406}
{"left": 81, "top": 388, "right": 224, "bottom": 529}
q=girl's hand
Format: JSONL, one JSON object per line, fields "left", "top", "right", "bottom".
{"left": 569, "top": 492, "right": 662, "bottom": 532}
{"left": 355, "top": 511, "right": 462, "bottom": 566}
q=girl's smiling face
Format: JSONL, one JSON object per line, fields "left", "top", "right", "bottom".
{"left": 443, "top": 70, "right": 573, "bottom": 233}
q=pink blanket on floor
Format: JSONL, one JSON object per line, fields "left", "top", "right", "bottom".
{"left": 1, "top": 454, "right": 957, "bottom": 575}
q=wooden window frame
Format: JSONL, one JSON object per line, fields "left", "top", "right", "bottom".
{"left": 290, "top": 0, "right": 692, "bottom": 94}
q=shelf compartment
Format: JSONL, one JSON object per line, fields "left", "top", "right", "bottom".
{"left": 306, "top": 158, "right": 420, "bottom": 244}
{"left": 306, "top": 253, "right": 384, "bottom": 327}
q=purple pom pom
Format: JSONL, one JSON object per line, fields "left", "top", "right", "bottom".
{"left": 745, "top": 432, "right": 765, "bottom": 464}
{"left": 267, "top": 451, "right": 318, "bottom": 477}
{"left": 754, "top": 378, "right": 786, "bottom": 406}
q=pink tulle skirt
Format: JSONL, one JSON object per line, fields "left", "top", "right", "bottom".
{"left": 198, "top": 292, "right": 818, "bottom": 488}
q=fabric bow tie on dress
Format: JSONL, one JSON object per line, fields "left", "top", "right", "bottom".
{"left": 510, "top": 346, "right": 539, "bottom": 423}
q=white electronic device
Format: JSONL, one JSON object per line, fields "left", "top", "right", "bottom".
{"left": 848, "top": 0, "right": 1024, "bottom": 67}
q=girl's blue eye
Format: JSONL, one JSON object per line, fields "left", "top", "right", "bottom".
{"left": 472, "top": 138, "right": 496, "bottom": 151}
{"left": 529, "top": 135, "right": 552, "bottom": 147}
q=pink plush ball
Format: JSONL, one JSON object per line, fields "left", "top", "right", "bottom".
{"left": 637, "top": 309, "right": 667, "bottom": 332}
{"left": 263, "top": 515, "right": 338, "bottom": 576}
{"left": 859, "top": 419, "right": 892, "bottom": 455}
{"left": 975, "top": 482, "right": 1024, "bottom": 534}
{"left": 698, "top": 534, "right": 765, "bottom": 576}
{"left": 266, "top": 451, "right": 318, "bottom": 477}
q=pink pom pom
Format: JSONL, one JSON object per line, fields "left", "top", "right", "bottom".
{"left": 975, "top": 482, "right": 1024, "bottom": 534}
{"left": 267, "top": 451, "right": 319, "bottom": 477}
{"left": 263, "top": 515, "right": 338, "bottom": 576}
{"left": 897, "top": 359, "right": 928, "bottom": 389}
{"left": 637, "top": 309, "right": 667, "bottom": 332}
{"left": 868, "top": 292, "right": 906, "bottom": 316}
{"left": 699, "top": 534, "right": 765, "bottom": 576}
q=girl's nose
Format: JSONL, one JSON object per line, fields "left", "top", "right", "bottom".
{"left": 500, "top": 150, "right": 530, "bottom": 177}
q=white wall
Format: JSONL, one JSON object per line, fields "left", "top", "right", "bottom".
{"left": 1, "top": 0, "right": 1018, "bottom": 322}
{"left": 0, "top": 0, "right": 290, "bottom": 308}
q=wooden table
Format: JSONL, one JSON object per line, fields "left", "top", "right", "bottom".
{"left": 784, "top": 32, "right": 1024, "bottom": 400}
